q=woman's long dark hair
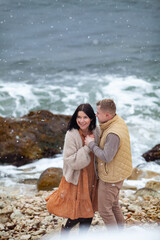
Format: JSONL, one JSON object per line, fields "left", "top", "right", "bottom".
{"left": 67, "top": 103, "right": 96, "bottom": 131}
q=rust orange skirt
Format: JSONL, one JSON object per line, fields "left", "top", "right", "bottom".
{"left": 46, "top": 166, "right": 98, "bottom": 220}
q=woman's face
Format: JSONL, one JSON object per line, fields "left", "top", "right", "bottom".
{"left": 76, "top": 111, "right": 91, "bottom": 132}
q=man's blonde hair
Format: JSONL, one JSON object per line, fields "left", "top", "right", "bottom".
{"left": 96, "top": 99, "right": 116, "bottom": 115}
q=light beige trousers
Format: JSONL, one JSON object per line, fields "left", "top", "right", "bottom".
{"left": 98, "top": 179, "right": 125, "bottom": 227}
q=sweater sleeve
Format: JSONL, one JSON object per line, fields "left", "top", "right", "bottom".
{"left": 88, "top": 133, "right": 120, "bottom": 163}
{"left": 63, "top": 130, "right": 91, "bottom": 170}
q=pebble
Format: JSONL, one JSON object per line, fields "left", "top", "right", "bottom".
{"left": 0, "top": 189, "right": 160, "bottom": 240}
{"left": 21, "top": 235, "right": 31, "bottom": 240}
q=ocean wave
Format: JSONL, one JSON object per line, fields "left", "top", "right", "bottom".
{"left": 0, "top": 72, "right": 160, "bottom": 167}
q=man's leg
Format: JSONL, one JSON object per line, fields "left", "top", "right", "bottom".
{"left": 98, "top": 179, "right": 117, "bottom": 226}
{"left": 98, "top": 179, "right": 124, "bottom": 227}
{"left": 112, "top": 181, "right": 125, "bottom": 226}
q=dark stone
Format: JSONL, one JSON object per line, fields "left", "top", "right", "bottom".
{"left": 37, "top": 167, "right": 63, "bottom": 191}
{"left": 142, "top": 144, "right": 160, "bottom": 162}
{"left": 0, "top": 110, "right": 71, "bottom": 166}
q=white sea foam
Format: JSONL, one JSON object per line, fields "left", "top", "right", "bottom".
{"left": 0, "top": 155, "right": 63, "bottom": 181}
{"left": 18, "top": 155, "right": 63, "bottom": 176}
{"left": 0, "top": 73, "right": 159, "bottom": 118}
{"left": 0, "top": 82, "right": 39, "bottom": 117}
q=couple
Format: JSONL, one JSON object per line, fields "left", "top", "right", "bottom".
{"left": 46, "top": 99, "right": 133, "bottom": 233}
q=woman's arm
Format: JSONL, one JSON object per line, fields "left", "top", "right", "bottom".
{"left": 63, "top": 130, "right": 91, "bottom": 170}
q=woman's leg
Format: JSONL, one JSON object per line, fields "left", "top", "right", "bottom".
{"left": 62, "top": 217, "right": 92, "bottom": 235}
{"left": 63, "top": 218, "right": 80, "bottom": 231}
{"left": 62, "top": 217, "right": 92, "bottom": 232}
{"left": 79, "top": 218, "right": 92, "bottom": 232}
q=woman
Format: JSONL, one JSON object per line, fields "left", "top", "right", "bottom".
{"left": 46, "top": 103, "right": 99, "bottom": 233}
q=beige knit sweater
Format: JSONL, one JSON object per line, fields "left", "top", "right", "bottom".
{"left": 63, "top": 127, "right": 100, "bottom": 185}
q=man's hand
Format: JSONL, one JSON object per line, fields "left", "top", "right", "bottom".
{"left": 85, "top": 135, "right": 95, "bottom": 146}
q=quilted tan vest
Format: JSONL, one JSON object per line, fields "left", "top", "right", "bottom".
{"left": 97, "top": 114, "right": 132, "bottom": 183}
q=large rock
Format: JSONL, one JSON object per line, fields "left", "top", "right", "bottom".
{"left": 37, "top": 167, "right": 63, "bottom": 191}
{"left": 0, "top": 110, "right": 71, "bottom": 166}
{"left": 145, "top": 181, "right": 160, "bottom": 191}
{"left": 142, "top": 144, "right": 160, "bottom": 162}
{"left": 135, "top": 187, "right": 160, "bottom": 198}
{"left": 128, "top": 167, "right": 160, "bottom": 180}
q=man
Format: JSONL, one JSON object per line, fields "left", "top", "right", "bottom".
{"left": 85, "top": 99, "right": 132, "bottom": 228}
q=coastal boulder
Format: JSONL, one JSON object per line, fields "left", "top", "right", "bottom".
{"left": 0, "top": 110, "right": 71, "bottom": 166}
{"left": 142, "top": 144, "right": 160, "bottom": 162}
{"left": 145, "top": 181, "right": 160, "bottom": 191}
{"left": 128, "top": 167, "right": 160, "bottom": 180}
{"left": 37, "top": 167, "right": 63, "bottom": 191}
{"left": 135, "top": 187, "right": 160, "bottom": 198}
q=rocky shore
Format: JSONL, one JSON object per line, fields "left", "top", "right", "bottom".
{"left": 0, "top": 187, "right": 160, "bottom": 240}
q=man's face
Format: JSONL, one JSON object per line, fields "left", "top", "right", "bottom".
{"left": 96, "top": 106, "right": 108, "bottom": 124}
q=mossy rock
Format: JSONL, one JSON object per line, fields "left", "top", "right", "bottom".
{"left": 0, "top": 110, "right": 71, "bottom": 166}
{"left": 37, "top": 167, "right": 63, "bottom": 191}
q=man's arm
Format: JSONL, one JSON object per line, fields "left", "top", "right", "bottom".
{"left": 87, "top": 133, "right": 120, "bottom": 163}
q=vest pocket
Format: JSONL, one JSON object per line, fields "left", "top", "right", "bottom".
{"left": 104, "top": 163, "right": 109, "bottom": 175}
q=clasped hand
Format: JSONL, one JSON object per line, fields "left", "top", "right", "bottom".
{"left": 84, "top": 134, "right": 95, "bottom": 146}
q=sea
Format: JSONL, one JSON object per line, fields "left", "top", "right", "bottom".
{"left": 0, "top": 0, "right": 160, "bottom": 195}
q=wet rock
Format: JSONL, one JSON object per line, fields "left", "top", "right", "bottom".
{"left": 145, "top": 181, "right": 160, "bottom": 191}
{"left": 135, "top": 187, "right": 160, "bottom": 198}
{"left": 0, "top": 110, "right": 71, "bottom": 166}
{"left": 128, "top": 167, "right": 160, "bottom": 180}
{"left": 37, "top": 167, "right": 63, "bottom": 191}
{"left": 142, "top": 144, "right": 160, "bottom": 162}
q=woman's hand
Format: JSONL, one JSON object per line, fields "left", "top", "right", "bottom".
{"left": 85, "top": 134, "right": 95, "bottom": 146}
